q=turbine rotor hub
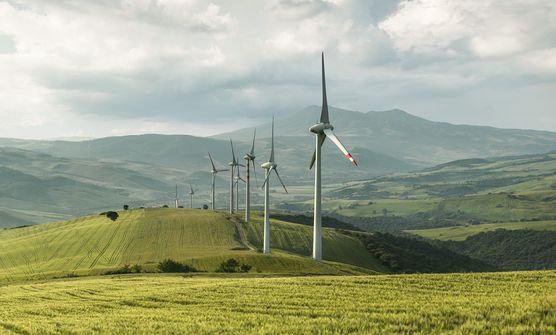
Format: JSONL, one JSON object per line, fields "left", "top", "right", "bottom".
{"left": 309, "top": 122, "right": 333, "bottom": 134}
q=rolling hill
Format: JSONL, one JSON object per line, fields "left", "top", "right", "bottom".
{"left": 309, "top": 151, "right": 556, "bottom": 229}
{"left": 0, "top": 208, "right": 495, "bottom": 281}
{"left": 0, "top": 208, "right": 385, "bottom": 281}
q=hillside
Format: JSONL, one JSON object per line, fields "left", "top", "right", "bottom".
{"left": 0, "top": 147, "right": 240, "bottom": 228}
{"left": 311, "top": 151, "right": 556, "bottom": 230}
{"left": 0, "top": 208, "right": 383, "bottom": 281}
{"left": 0, "top": 271, "right": 553, "bottom": 334}
{"left": 406, "top": 220, "right": 556, "bottom": 241}
{"left": 438, "top": 230, "right": 556, "bottom": 271}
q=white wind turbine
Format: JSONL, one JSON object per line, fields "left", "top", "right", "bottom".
{"left": 309, "top": 53, "right": 358, "bottom": 261}
{"left": 234, "top": 165, "right": 246, "bottom": 212}
{"left": 174, "top": 184, "right": 179, "bottom": 208}
{"left": 243, "top": 129, "right": 257, "bottom": 222}
{"left": 261, "top": 117, "right": 288, "bottom": 254}
{"left": 208, "top": 152, "right": 228, "bottom": 210}
{"left": 228, "top": 139, "right": 245, "bottom": 214}
{"left": 188, "top": 183, "right": 197, "bottom": 209}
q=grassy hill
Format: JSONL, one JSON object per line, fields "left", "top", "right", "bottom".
{"left": 0, "top": 271, "right": 553, "bottom": 334}
{"left": 0, "top": 208, "right": 384, "bottom": 281}
{"left": 314, "top": 151, "right": 556, "bottom": 230}
{"left": 406, "top": 220, "right": 556, "bottom": 241}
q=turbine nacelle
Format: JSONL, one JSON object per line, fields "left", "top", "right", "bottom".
{"left": 244, "top": 153, "right": 255, "bottom": 161}
{"left": 260, "top": 161, "right": 276, "bottom": 170}
{"left": 309, "top": 122, "right": 334, "bottom": 134}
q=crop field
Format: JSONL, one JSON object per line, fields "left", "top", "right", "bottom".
{"left": 0, "top": 208, "right": 378, "bottom": 281}
{"left": 0, "top": 271, "right": 554, "bottom": 334}
{"left": 406, "top": 220, "right": 556, "bottom": 241}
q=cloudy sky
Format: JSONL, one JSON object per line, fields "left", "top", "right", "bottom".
{"left": 0, "top": 0, "right": 555, "bottom": 139}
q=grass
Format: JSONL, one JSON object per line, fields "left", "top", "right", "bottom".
{"left": 0, "top": 271, "right": 553, "bottom": 334}
{"left": 0, "top": 208, "right": 379, "bottom": 281}
{"left": 406, "top": 220, "right": 556, "bottom": 241}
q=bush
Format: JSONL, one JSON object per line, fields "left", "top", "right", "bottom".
{"left": 106, "top": 211, "right": 119, "bottom": 221}
{"left": 157, "top": 259, "right": 197, "bottom": 273}
{"left": 123, "top": 205, "right": 129, "bottom": 210}
{"left": 217, "top": 258, "right": 252, "bottom": 273}
{"left": 104, "top": 264, "right": 142, "bottom": 275}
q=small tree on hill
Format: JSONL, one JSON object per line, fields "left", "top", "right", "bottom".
{"left": 123, "top": 205, "right": 129, "bottom": 210}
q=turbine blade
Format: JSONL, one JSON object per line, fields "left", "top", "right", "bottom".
{"left": 250, "top": 128, "right": 256, "bottom": 155}
{"left": 208, "top": 152, "right": 217, "bottom": 171}
{"left": 189, "top": 183, "right": 193, "bottom": 193}
{"left": 251, "top": 159, "right": 258, "bottom": 187}
{"left": 261, "top": 166, "right": 274, "bottom": 189}
{"left": 309, "top": 134, "right": 327, "bottom": 169}
{"left": 274, "top": 168, "right": 288, "bottom": 193}
{"left": 323, "top": 128, "right": 357, "bottom": 166}
{"left": 230, "top": 138, "right": 236, "bottom": 163}
{"left": 270, "top": 116, "right": 275, "bottom": 163}
{"left": 320, "top": 52, "right": 329, "bottom": 124}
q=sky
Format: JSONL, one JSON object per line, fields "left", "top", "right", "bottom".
{"left": 0, "top": 0, "right": 555, "bottom": 139}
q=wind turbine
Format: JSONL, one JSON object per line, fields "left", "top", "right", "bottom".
{"left": 234, "top": 166, "right": 245, "bottom": 212}
{"left": 243, "top": 129, "right": 257, "bottom": 222}
{"left": 188, "top": 183, "right": 196, "bottom": 209}
{"left": 309, "top": 52, "right": 358, "bottom": 261}
{"left": 208, "top": 152, "right": 228, "bottom": 210}
{"left": 261, "top": 117, "right": 288, "bottom": 254}
{"left": 228, "top": 139, "right": 244, "bottom": 214}
{"left": 174, "top": 184, "right": 179, "bottom": 208}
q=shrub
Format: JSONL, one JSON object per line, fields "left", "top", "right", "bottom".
{"left": 157, "top": 259, "right": 197, "bottom": 273}
{"left": 106, "top": 211, "right": 119, "bottom": 221}
{"left": 104, "top": 264, "right": 142, "bottom": 275}
{"left": 123, "top": 205, "right": 129, "bottom": 210}
{"left": 217, "top": 258, "right": 251, "bottom": 273}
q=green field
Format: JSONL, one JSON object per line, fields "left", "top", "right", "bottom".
{"left": 0, "top": 271, "right": 554, "bottom": 334}
{"left": 0, "top": 208, "right": 380, "bottom": 281}
{"left": 407, "top": 220, "right": 556, "bottom": 241}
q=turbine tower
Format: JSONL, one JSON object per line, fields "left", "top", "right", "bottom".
{"left": 188, "top": 183, "right": 196, "bottom": 209}
{"left": 261, "top": 117, "right": 288, "bottom": 254}
{"left": 208, "top": 152, "right": 228, "bottom": 210}
{"left": 234, "top": 166, "right": 245, "bottom": 212}
{"left": 228, "top": 139, "right": 244, "bottom": 214}
{"left": 174, "top": 184, "right": 179, "bottom": 208}
{"left": 309, "top": 52, "right": 358, "bottom": 261}
{"left": 243, "top": 129, "right": 257, "bottom": 222}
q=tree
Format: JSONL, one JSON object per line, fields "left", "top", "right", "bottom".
{"left": 123, "top": 205, "right": 129, "bottom": 210}
{"left": 217, "top": 258, "right": 241, "bottom": 273}
{"left": 106, "top": 211, "right": 119, "bottom": 221}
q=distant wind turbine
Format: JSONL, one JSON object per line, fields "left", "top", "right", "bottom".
{"left": 174, "top": 184, "right": 179, "bottom": 208}
{"left": 261, "top": 117, "right": 288, "bottom": 253}
{"left": 243, "top": 129, "right": 257, "bottom": 222}
{"left": 234, "top": 165, "right": 245, "bottom": 212}
{"left": 228, "top": 139, "right": 244, "bottom": 214}
{"left": 309, "top": 52, "right": 358, "bottom": 261}
{"left": 188, "top": 183, "right": 197, "bottom": 209}
{"left": 208, "top": 152, "right": 228, "bottom": 210}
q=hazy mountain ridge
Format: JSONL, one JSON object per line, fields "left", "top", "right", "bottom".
{"left": 216, "top": 106, "right": 556, "bottom": 165}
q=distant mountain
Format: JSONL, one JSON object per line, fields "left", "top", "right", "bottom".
{"left": 215, "top": 106, "right": 556, "bottom": 166}
{"left": 0, "top": 148, "right": 226, "bottom": 227}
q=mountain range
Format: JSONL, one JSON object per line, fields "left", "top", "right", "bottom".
{"left": 0, "top": 106, "right": 554, "bottom": 227}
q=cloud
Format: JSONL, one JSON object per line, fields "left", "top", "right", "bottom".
{"left": 0, "top": 0, "right": 554, "bottom": 139}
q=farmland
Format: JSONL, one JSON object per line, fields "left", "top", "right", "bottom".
{"left": 0, "top": 271, "right": 554, "bottom": 334}
{"left": 0, "top": 208, "right": 380, "bottom": 281}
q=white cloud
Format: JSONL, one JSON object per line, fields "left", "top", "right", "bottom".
{"left": 0, "top": 0, "right": 554, "bottom": 138}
